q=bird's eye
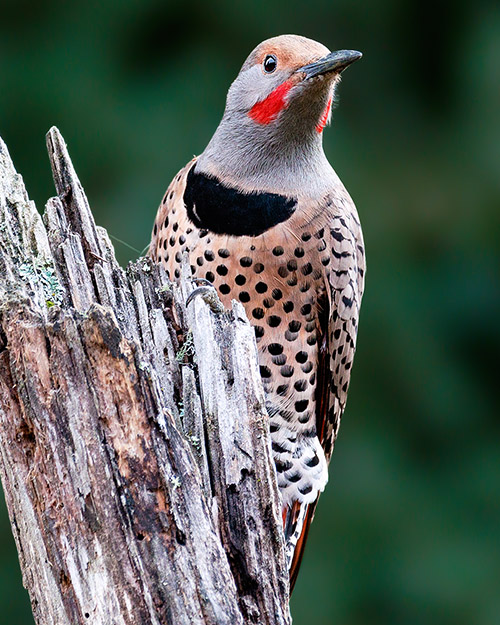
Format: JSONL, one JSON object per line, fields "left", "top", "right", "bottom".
{"left": 263, "top": 55, "right": 277, "bottom": 73}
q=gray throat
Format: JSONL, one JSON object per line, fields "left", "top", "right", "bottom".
{"left": 195, "top": 113, "right": 339, "bottom": 200}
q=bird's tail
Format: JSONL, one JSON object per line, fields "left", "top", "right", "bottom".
{"left": 283, "top": 499, "right": 318, "bottom": 592}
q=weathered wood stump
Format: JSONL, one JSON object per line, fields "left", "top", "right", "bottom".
{"left": 0, "top": 128, "right": 290, "bottom": 625}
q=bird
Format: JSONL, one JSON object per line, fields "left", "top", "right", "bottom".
{"left": 149, "top": 34, "right": 365, "bottom": 591}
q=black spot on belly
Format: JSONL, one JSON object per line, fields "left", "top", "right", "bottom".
{"left": 295, "top": 399, "right": 309, "bottom": 412}
{"left": 260, "top": 366, "right": 272, "bottom": 378}
{"left": 268, "top": 315, "right": 281, "bottom": 327}
{"left": 305, "top": 455, "right": 319, "bottom": 467}
{"left": 277, "top": 384, "right": 289, "bottom": 396}
{"left": 273, "top": 354, "right": 287, "bottom": 365}
{"left": 254, "top": 325, "right": 264, "bottom": 337}
{"left": 268, "top": 343, "right": 283, "bottom": 355}
{"left": 184, "top": 165, "right": 297, "bottom": 236}
{"left": 276, "top": 459, "right": 293, "bottom": 472}
{"left": 299, "top": 484, "right": 313, "bottom": 495}
{"left": 294, "top": 379, "right": 307, "bottom": 392}
{"left": 295, "top": 351, "right": 308, "bottom": 363}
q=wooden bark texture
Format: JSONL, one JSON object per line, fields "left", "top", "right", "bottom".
{"left": 0, "top": 128, "right": 290, "bottom": 625}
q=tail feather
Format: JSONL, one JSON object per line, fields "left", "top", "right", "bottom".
{"left": 283, "top": 499, "right": 319, "bottom": 593}
{"left": 289, "top": 501, "right": 318, "bottom": 592}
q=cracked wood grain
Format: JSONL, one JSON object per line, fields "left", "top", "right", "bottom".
{"left": 0, "top": 128, "right": 290, "bottom": 625}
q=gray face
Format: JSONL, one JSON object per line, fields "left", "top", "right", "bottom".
{"left": 196, "top": 35, "right": 353, "bottom": 198}
{"left": 225, "top": 64, "right": 286, "bottom": 115}
{"left": 224, "top": 38, "right": 337, "bottom": 135}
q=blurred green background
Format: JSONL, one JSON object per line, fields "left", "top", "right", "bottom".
{"left": 1, "top": 0, "right": 499, "bottom": 623}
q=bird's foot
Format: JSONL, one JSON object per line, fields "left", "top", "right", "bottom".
{"left": 186, "top": 279, "right": 225, "bottom": 314}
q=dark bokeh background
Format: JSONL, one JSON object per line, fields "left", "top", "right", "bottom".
{"left": 1, "top": 1, "right": 499, "bottom": 623}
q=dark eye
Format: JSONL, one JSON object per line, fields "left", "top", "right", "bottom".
{"left": 263, "top": 55, "right": 277, "bottom": 73}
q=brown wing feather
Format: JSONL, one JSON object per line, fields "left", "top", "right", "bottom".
{"left": 289, "top": 207, "right": 365, "bottom": 589}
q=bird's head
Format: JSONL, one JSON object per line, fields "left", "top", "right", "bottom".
{"left": 197, "top": 35, "right": 362, "bottom": 195}
{"left": 226, "top": 35, "right": 361, "bottom": 137}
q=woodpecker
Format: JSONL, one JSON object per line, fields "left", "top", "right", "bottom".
{"left": 150, "top": 35, "right": 365, "bottom": 590}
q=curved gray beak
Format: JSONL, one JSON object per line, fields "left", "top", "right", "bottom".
{"left": 299, "top": 49, "right": 362, "bottom": 79}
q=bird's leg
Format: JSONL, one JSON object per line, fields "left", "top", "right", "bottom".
{"left": 185, "top": 278, "right": 225, "bottom": 314}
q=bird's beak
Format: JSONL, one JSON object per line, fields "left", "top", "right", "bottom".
{"left": 298, "top": 49, "right": 362, "bottom": 79}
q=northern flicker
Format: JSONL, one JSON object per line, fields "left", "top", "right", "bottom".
{"left": 150, "top": 34, "right": 365, "bottom": 590}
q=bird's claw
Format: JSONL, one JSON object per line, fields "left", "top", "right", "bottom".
{"left": 186, "top": 283, "right": 225, "bottom": 314}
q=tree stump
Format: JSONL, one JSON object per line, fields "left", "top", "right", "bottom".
{"left": 0, "top": 128, "right": 290, "bottom": 625}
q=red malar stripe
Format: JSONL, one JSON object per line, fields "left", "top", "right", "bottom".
{"left": 316, "top": 96, "right": 332, "bottom": 133}
{"left": 249, "top": 80, "right": 294, "bottom": 125}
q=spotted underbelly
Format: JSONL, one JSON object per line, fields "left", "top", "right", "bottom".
{"left": 156, "top": 220, "right": 329, "bottom": 504}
